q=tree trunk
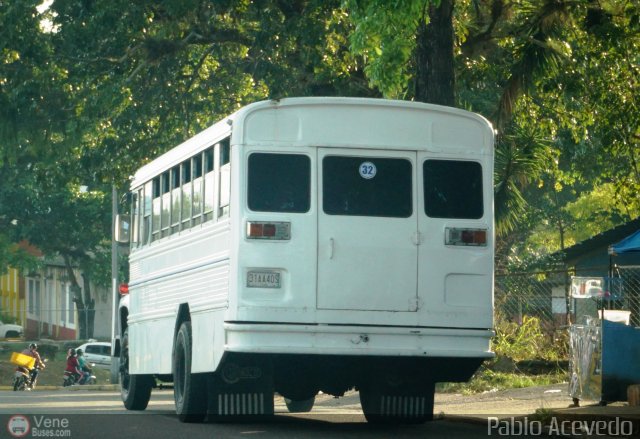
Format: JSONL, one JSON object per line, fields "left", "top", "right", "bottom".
{"left": 415, "top": 0, "right": 456, "bottom": 106}
{"left": 82, "top": 273, "right": 96, "bottom": 339}
{"left": 63, "top": 254, "right": 87, "bottom": 339}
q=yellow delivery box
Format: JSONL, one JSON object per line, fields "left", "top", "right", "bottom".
{"left": 10, "top": 352, "right": 35, "bottom": 369}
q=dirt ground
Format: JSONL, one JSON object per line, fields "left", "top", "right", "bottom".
{"left": 313, "top": 383, "right": 640, "bottom": 424}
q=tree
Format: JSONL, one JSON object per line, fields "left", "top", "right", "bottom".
{"left": 1, "top": 0, "right": 639, "bottom": 313}
{"left": 346, "top": 0, "right": 640, "bottom": 267}
{"left": 1, "top": 0, "right": 371, "bottom": 336}
{"left": 0, "top": 0, "right": 74, "bottom": 272}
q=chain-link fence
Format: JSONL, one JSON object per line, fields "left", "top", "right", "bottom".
{"left": 495, "top": 269, "right": 570, "bottom": 333}
{"left": 611, "top": 265, "right": 640, "bottom": 326}
{"left": 496, "top": 265, "right": 640, "bottom": 333}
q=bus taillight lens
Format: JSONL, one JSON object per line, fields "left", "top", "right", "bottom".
{"left": 445, "top": 228, "right": 488, "bottom": 246}
{"left": 119, "top": 284, "right": 129, "bottom": 295}
{"left": 246, "top": 221, "right": 291, "bottom": 240}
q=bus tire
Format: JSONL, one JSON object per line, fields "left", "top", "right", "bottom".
{"left": 120, "top": 327, "right": 154, "bottom": 410}
{"left": 359, "top": 382, "right": 434, "bottom": 424}
{"left": 173, "top": 321, "right": 207, "bottom": 423}
{"left": 284, "top": 396, "right": 315, "bottom": 413}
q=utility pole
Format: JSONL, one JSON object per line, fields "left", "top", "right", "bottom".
{"left": 110, "top": 185, "right": 120, "bottom": 384}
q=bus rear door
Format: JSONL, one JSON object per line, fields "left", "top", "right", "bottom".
{"left": 317, "top": 149, "right": 419, "bottom": 312}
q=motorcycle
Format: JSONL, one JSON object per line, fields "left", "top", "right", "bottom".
{"left": 62, "top": 371, "right": 78, "bottom": 387}
{"left": 62, "top": 364, "right": 97, "bottom": 387}
{"left": 13, "top": 359, "right": 47, "bottom": 391}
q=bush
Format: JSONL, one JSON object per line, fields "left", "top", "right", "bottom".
{"left": 493, "top": 315, "right": 568, "bottom": 362}
{"left": 36, "top": 344, "right": 59, "bottom": 360}
{"left": 0, "top": 313, "right": 19, "bottom": 325}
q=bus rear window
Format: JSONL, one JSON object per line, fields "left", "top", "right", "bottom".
{"left": 248, "top": 153, "right": 311, "bottom": 213}
{"left": 423, "top": 160, "right": 483, "bottom": 219}
{"left": 323, "top": 156, "right": 412, "bottom": 218}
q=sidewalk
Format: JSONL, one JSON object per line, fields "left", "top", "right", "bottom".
{"left": 432, "top": 383, "right": 640, "bottom": 430}
{"left": 312, "top": 384, "right": 640, "bottom": 426}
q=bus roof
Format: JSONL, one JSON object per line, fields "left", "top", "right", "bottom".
{"left": 131, "top": 97, "right": 493, "bottom": 189}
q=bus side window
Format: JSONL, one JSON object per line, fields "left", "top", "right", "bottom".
{"left": 131, "top": 190, "right": 140, "bottom": 246}
{"left": 219, "top": 138, "right": 231, "bottom": 218}
{"left": 160, "top": 170, "right": 171, "bottom": 237}
{"left": 192, "top": 153, "right": 203, "bottom": 226}
{"left": 170, "top": 166, "right": 181, "bottom": 233}
{"left": 203, "top": 147, "right": 215, "bottom": 222}
{"left": 142, "top": 181, "right": 152, "bottom": 245}
{"left": 151, "top": 177, "right": 161, "bottom": 242}
{"left": 181, "top": 160, "right": 192, "bottom": 227}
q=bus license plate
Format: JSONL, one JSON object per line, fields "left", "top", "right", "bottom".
{"left": 247, "top": 271, "right": 281, "bottom": 288}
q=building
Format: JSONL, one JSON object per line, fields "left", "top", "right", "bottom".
{"left": 1, "top": 243, "right": 113, "bottom": 341}
{"left": 0, "top": 267, "right": 24, "bottom": 327}
{"left": 23, "top": 257, "right": 113, "bottom": 340}
{"left": 561, "top": 217, "right": 640, "bottom": 276}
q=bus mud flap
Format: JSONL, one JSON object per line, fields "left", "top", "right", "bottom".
{"left": 206, "top": 364, "right": 274, "bottom": 420}
{"left": 359, "top": 381, "right": 435, "bottom": 424}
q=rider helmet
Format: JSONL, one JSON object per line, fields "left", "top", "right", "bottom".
{"left": 29, "top": 343, "right": 37, "bottom": 350}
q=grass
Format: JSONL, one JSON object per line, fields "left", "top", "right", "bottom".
{"left": 1, "top": 351, "right": 113, "bottom": 387}
{"left": 437, "top": 367, "right": 567, "bottom": 395}
{"left": 5, "top": 353, "right": 565, "bottom": 393}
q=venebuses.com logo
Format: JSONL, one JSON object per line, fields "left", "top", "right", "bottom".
{"left": 488, "top": 416, "right": 636, "bottom": 437}
{"left": 7, "top": 415, "right": 72, "bottom": 438}
{"left": 7, "top": 415, "right": 30, "bottom": 438}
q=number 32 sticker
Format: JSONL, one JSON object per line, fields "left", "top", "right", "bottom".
{"left": 359, "top": 161, "right": 377, "bottom": 179}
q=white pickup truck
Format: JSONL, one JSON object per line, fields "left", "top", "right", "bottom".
{"left": 0, "top": 320, "right": 24, "bottom": 338}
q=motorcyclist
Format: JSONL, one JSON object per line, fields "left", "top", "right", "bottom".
{"left": 76, "top": 349, "right": 92, "bottom": 384}
{"left": 18, "top": 343, "right": 46, "bottom": 389}
{"left": 65, "top": 349, "right": 83, "bottom": 385}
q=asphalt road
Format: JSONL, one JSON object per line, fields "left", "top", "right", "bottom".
{"left": 4, "top": 384, "right": 634, "bottom": 439}
{"left": 0, "top": 389, "right": 542, "bottom": 439}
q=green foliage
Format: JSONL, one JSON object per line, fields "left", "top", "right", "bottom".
{"left": 493, "top": 316, "right": 568, "bottom": 362}
{"left": 0, "top": 0, "right": 639, "bottom": 317}
{"left": 345, "top": 0, "right": 640, "bottom": 249}
{"left": 345, "top": 0, "right": 426, "bottom": 98}
{"left": 0, "top": 312, "right": 19, "bottom": 325}
{"left": 34, "top": 343, "right": 59, "bottom": 360}
{"left": 437, "top": 369, "right": 566, "bottom": 394}
{"left": 439, "top": 316, "right": 569, "bottom": 393}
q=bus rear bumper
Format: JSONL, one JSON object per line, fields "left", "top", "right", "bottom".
{"left": 224, "top": 322, "right": 494, "bottom": 359}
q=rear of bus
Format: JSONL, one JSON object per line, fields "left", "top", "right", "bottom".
{"left": 223, "top": 97, "right": 494, "bottom": 421}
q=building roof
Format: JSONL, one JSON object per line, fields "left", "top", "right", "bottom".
{"left": 560, "top": 217, "right": 640, "bottom": 262}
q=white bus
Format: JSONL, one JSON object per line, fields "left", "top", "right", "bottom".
{"left": 115, "top": 97, "right": 495, "bottom": 423}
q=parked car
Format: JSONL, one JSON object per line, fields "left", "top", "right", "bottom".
{"left": 0, "top": 320, "right": 24, "bottom": 338}
{"left": 76, "top": 341, "right": 111, "bottom": 369}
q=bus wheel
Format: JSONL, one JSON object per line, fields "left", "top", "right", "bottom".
{"left": 120, "top": 328, "right": 154, "bottom": 410}
{"left": 359, "top": 382, "right": 435, "bottom": 424}
{"left": 284, "top": 396, "right": 316, "bottom": 413}
{"left": 173, "top": 321, "right": 207, "bottom": 423}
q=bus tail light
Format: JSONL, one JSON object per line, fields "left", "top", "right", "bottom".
{"left": 246, "top": 221, "right": 291, "bottom": 240}
{"left": 119, "top": 283, "right": 129, "bottom": 295}
{"left": 445, "top": 228, "right": 488, "bottom": 247}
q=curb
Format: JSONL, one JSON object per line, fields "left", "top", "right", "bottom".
{"left": 1, "top": 384, "right": 119, "bottom": 391}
